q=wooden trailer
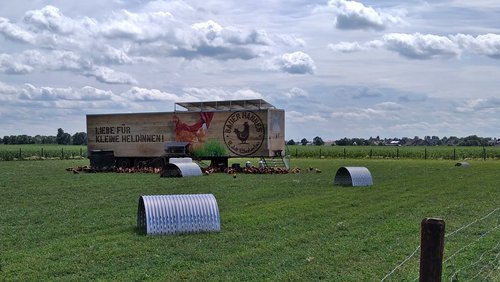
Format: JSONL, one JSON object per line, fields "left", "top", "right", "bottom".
{"left": 86, "top": 99, "right": 285, "bottom": 168}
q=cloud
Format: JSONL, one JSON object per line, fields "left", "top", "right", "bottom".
{"left": 0, "top": 17, "right": 35, "bottom": 43}
{"left": 23, "top": 5, "right": 79, "bottom": 35}
{"left": 452, "top": 33, "right": 500, "bottom": 59}
{"left": 84, "top": 66, "right": 138, "bottom": 85}
{"left": 267, "top": 51, "right": 316, "bottom": 74}
{"left": 284, "top": 87, "right": 310, "bottom": 99}
{"left": 382, "top": 33, "right": 461, "bottom": 59}
{"left": 327, "top": 0, "right": 404, "bottom": 31}
{"left": 0, "top": 54, "right": 33, "bottom": 74}
{"left": 331, "top": 104, "right": 402, "bottom": 120}
{"left": 329, "top": 32, "right": 500, "bottom": 60}
{"left": 181, "top": 87, "right": 263, "bottom": 101}
{"left": 168, "top": 20, "right": 272, "bottom": 60}
{"left": 374, "top": 102, "right": 403, "bottom": 111}
{"left": 100, "top": 10, "right": 175, "bottom": 42}
{"left": 19, "top": 84, "right": 114, "bottom": 101}
{"left": 456, "top": 97, "right": 500, "bottom": 113}
{"left": 120, "top": 87, "right": 180, "bottom": 101}
{"left": 287, "top": 110, "right": 327, "bottom": 123}
{"left": 328, "top": 41, "right": 367, "bottom": 53}
{"left": 352, "top": 88, "right": 383, "bottom": 99}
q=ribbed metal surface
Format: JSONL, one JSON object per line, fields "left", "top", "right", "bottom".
{"left": 161, "top": 163, "right": 202, "bottom": 177}
{"left": 334, "top": 166, "right": 373, "bottom": 187}
{"left": 137, "top": 194, "right": 220, "bottom": 235}
{"left": 169, "top": 157, "right": 193, "bottom": 164}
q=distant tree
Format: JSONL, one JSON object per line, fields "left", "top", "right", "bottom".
{"left": 16, "top": 135, "right": 30, "bottom": 144}
{"left": 0, "top": 136, "right": 3, "bottom": 144}
{"left": 286, "top": 139, "right": 296, "bottom": 146}
{"left": 300, "top": 138, "right": 309, "bottom": 146}
{"left": 72, "top": 132, "right": 88, "bottom": 145}
{"left": 335, "top": 137, "right": 349, "bottom": 146}
{"left": 56, "top": 128, "right": 71, "bottom": 145}
{"left": 313, "top": 136, "right": 324, "bottom": 146}
{"left": 42, "top": 136, "right": 57, "bottom": 144}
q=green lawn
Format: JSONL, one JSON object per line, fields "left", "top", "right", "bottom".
{"left": 0, "top": 159, "right": 498, "bottom": 281}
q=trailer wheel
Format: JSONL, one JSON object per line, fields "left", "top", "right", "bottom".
{"left": 116, "top": 158, "right": 132, "bottom": 168}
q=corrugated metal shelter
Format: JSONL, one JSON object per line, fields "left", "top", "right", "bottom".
{"left": 161, "top": 162, "right": 202, "bottom": 177}
{"left": 334, "top": 166, "right": 373, "bottom": 187}
{"left": 137, "top": 194, "right": 220, "bottom": 235}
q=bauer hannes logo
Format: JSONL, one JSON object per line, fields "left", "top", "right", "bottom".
{"left": 223, "top": 111, "right": 264, "bottom": 156}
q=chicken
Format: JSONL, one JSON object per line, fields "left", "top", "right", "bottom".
{"left": 233, "top": 122, "right": 250, "bottom": 144}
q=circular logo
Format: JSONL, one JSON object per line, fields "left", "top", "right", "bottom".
{"left": 223, "top": 111, "right": 265, "bottom": 156}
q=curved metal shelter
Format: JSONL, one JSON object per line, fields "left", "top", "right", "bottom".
{"left": 334, "top": 166, "right": 373, "bottom": 187}
{"left": 161, "top": 162, "right": 202, "bottom": 177}
{"left": 137, "top": 194, "right": 221, "bottom": 235}
{"left": 455, "top": 161, "right": 470, "bottom": 168}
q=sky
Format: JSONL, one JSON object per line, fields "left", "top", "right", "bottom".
{"left": 0, "top": 0, "right": 499, "bottom": 141}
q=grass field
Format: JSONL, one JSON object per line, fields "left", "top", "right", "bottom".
{"left": 286, "top": 145, "right": 500, "bottom": 160}
{"left": 0, "top": 158, "right": 498, "bottom": 281}
{"left": 0, "top": 144, "right": 87, "bottom": 161}
{"left": 2, "top": 144, "right": 500, "bottom": 161}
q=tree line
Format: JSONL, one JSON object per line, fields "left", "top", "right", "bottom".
{"left": 1, "top": 128, "right": 87, "bottom": 145}
{"left": 288, "top": 135, "right": 500, "bottom": 147}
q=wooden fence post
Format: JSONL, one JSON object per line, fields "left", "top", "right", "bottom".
{"left": 420, "top": 218, "right": 445, "bottom": 282}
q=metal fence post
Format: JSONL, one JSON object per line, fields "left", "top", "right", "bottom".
{"left": 420, "top": 218, "right": 445, "bottom": 282}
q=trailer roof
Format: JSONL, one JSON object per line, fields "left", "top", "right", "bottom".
{"left": 175, "top": 99, "right": 276, "bottom": 112}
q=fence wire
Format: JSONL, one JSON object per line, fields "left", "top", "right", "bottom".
{"left": 380, "top": 207, "right": 499, "bottom": 281}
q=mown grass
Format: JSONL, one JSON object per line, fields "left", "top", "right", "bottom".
{"left": 0, "top": 159, "right": 498, "bottom": 281}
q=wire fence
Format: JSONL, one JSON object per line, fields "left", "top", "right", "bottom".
{"left": 380, "top": 207, "right": 500, "bottom": 281}
{"left": 286, "top": 145, "right": 500, "bottom": 160}
{"left": 0, "top": 145, "right": 87, "bottom": 161}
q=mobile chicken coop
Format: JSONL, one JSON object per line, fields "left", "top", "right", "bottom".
{"left": 86, "top": 99, "right": 285, "bottom": 169}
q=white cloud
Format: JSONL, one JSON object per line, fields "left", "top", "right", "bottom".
{"left": 374, "top": 102, "right": 403, "bottom": 111}
{"left": 327, "top": 0, "right": 404, "bottom": 31}
{"left": 181, "top": 87, "right": 263, "bottom": 101}
{"left": 0, "top": 17, "right": 35, "bottom": 43}
{"left": 0, "top": 54, "right": 33, "bottom": 74}
{"left": 287, "top": 110, "right": 327, "bottom": 123}
{"left": 456, "top": 97, "right": 500, "bottom": 113}
{"left": 330, "top": 32, "right": 500, "bottom": 60}
{"left": 284, "top": 87, "right": 309, "bottom": 99}
{"left": 328, "top": 41, "right": 367, "bottom": 53}
{"left": 23, "top": 5, "right": 78, "bottom": 35}
{"left": 331, "top": 105, "right": 402, "bottom": 120}
{"left": 100, "top": 10, "right": 175, "bottom": 42}
{"left": 382, "top": 33, "right": 461, "bottom": 59}
{"left": 267, "top": 51, "right": 316, "bottom": 74}
{"left": 84, "top": 66, "right": 138, "bottom": 85}
{"left": 121, "top": 87, "right": 180, "bottom": 101}
{"left": 452, "top": 33, "right": 500, "bottom": 58}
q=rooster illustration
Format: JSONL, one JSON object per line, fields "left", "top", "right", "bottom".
{"left": 234, "top": 122, "right": 250, "bottom": 144}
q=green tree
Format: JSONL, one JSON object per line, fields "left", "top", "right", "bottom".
{"left": 286, "top": 139, "right": 296, "bottom": 145}
{"left": 72, "top": 132, "right": 88, "bottom": 145}
{"left": 56, "top": 128, "right": 71, "bottom": 145}
{"left": 313, "top": 136, "right": 324, "bottom": 146}
{"left": 300, "top": 138, "right": 309, "bottom": 146}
